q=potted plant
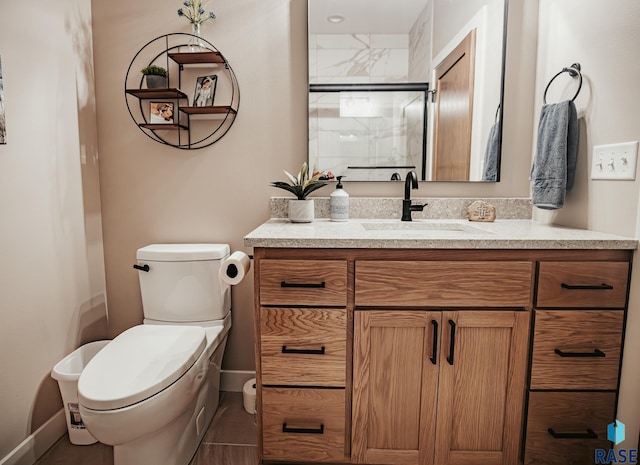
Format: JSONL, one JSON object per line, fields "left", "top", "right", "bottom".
{"left": 141, "top": 65, "right": 168, "bottom": 89}
{"left": 271, "top": 162, "right": 327, "bottom": 223}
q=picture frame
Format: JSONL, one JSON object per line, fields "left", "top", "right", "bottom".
{"left": 192, "top": 75, "right": 218, "bottom": 107}
{"left": 149, "top": 102, "right": 174, "bottom": 124}
{"left": 0, "top": 55, "right": 6, "bottom": 144}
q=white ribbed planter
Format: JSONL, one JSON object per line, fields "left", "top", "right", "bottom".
{"left": 288, "top": 199, "right": 314, "bottom": 223}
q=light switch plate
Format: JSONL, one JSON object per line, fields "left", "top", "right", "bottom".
{"left": 591, "top": 141, "right": 639, "bottom": 180}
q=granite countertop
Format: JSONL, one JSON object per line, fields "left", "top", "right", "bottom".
{"left": 243, "top": 218, "right": 638, "bottom": 250}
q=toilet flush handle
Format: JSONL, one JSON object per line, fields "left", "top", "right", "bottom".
{"left": 133, "top": 264, "right": 150, "bottom": 272}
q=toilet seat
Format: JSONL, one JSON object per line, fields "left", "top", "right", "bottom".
{"left": 78, "top": 325, "right": 206, "bottom": 411}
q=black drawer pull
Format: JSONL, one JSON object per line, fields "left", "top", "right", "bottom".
{"left": 555, "top": 348, "right": 606, "bottom": 358}
{"left": 429, "top": 320, "right": 439, "bottom": 365}
{"left": 133, "top": 264, "right": 150, "bottom": 272}
{"left": 548, "top": 428, "right": 598, "bottom": 439}
{"left": 446, "top": 320, "right": 456, "bottom": 366}
{"left": 282, "top": 346, "right": 326, "bottom": 355}
{"left": 282, "top": 423, "right": 325, "bottom": 435}
{"left": 281, "top": 281, "right": 326, "bottom": 288}
{"left": 561, "top": 282, "right": 613, "bottom": 290}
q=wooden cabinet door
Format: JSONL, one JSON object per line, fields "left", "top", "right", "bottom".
{"left": 352, "top": 311, "right": 441, "bottom": 465}
{"left": 434, "top": 311, "right": 529, "bottom": 465}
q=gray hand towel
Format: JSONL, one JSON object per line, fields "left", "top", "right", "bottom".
{"left": 530, "top": 100, "right": 578, "bottom": 209}
{"left": 482, "top": 122, "right": 500, "bottom": 181}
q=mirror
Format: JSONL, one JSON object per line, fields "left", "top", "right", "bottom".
{"left": 308, "top": 0, "right": 507, "bottom": 182}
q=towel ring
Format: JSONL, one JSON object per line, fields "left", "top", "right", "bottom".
{"left": 543, "top": 63, "right": 582, "bottom": 104}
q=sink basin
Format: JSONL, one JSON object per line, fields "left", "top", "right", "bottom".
{"left": 361, "top": 221, "right": 482, "bottom": 232}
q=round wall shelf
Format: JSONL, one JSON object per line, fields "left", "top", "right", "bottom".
{"left": 124, "top": 33, "right": 240, "bottom": 150}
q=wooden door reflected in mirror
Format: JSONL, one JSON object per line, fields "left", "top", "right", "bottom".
{"left": 433, "top": 29, "right": 475, "bottom": 181}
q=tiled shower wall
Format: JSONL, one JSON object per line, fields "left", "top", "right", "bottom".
{"left": 308, "top": 4, "right": 432, "bottom": 181}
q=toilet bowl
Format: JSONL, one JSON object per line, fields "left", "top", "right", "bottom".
{"left": 77, "top": 244, "right": 238, "bottom": 465}
{"left": 79, "top": 315, "right": 230, "bottom": 464}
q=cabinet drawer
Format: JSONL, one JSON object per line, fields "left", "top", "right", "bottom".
{"left": 260, "top": 308, "right": 346, "bottom": 386}
{"left": 525, "top": 391, "right": 615, "bottom": 465}
{"left": 355, "top": 261, "right": 532, "bottom": 307}
{"left": 530, "top": 310, "right": 623, "bottom": 390}
{"left": 259, "top": 260, "right": 347, "bottom": 306}
{"left": 536, "top": 261, "right": 629, "bottom": 308}
{"left": 262, "top": 388, "right": 346, "bottom": 462}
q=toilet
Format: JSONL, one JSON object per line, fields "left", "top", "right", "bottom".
{"left": 78, "top": 244, "right": 234, "bottom": 465}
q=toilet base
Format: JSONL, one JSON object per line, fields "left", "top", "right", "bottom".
{"left": 112, "top": 334, "right": 227, "bottom": 465}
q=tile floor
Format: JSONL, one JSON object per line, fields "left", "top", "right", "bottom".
{"left": 34, "top": 392, "right": 258, "bottom": 465}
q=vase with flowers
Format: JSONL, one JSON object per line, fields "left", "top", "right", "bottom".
{"left": 177, "top": 0, "right": 217, "bottom": 52}
{"left": 271, "top": 162, "right": 327, "bottom": 223}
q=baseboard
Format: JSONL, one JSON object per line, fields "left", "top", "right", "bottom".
{"left": 0, "top": 409, "right": 66, "bottom": 465}
{"left": 221, "top": 369, "right": 255, "bottom": 392}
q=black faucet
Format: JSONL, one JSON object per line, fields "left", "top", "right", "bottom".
{"left": 402, "top": 171, "right": 427, "bottom": 221}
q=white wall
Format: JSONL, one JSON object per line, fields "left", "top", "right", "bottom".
{"left": 0, "top": 0, "right": 106, "bottom": 460}
{"left": 534, "top": 0, "right": 640, "bottom": 235}
{"left": 535, "top": 0, "right": 640, "bottom": 449}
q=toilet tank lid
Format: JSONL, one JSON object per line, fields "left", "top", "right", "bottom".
{"left": 137, "top": 244, "right": 230, "bottom": 261}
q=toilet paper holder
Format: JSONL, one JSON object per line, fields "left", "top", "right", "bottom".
{"left": 225, "top": 263, "right": 239, "bottom": 278}
{"left": 219, "top": 251, "right": 251, "bottom": 291}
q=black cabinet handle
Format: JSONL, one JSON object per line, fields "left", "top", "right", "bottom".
{"left": 555, "top": 348, "right": 606, "bottom": 358}
{"left": 282, "top": 423, "right": 324, "bottom": 435}
{"left": 548, "top": 428, "right": 598, "bottom": 439}
{"left": 446, "top": 320, "right": 456, "bottom": 366}
{"left": 280, "top": 281, "right": 326, "bottom": 288}
{"left": 282, "top": 346, "right": 326, "bottom": 355}
{"left": 561, "top": 282, "right": 613, "bottom": 290}
{"left": 133, "top": 264, "right": 150, "bottom": 272}
{"left": 429, "top": 320, "right": 439, "bottom": 365}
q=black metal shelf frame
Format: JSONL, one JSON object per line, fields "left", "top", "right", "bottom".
{"left": 124, "top": 33, "right": 240, "bottom": 150}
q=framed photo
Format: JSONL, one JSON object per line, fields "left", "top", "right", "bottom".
{"left": 0, "top": 55, "right": 6, "bottom": 144}
{"left": 192, "top": 75, "right": 217, "bottom": 107}
{"left": 149, "top": 102, "right": 174, "bottom": 124}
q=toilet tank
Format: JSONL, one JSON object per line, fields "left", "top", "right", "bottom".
{"left": 136, "top": 244, "right": 231, "bottom": 323}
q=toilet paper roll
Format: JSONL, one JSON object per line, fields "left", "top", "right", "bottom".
{"left": 219, "top": 251, "right": 251, "bottom": 294}
{"left": 243, "top": 378, "right": 256, "bottom": 415}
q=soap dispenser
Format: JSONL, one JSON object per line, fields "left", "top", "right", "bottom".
{"left": 330, "top": 176, "right": 349, "bottom": 222}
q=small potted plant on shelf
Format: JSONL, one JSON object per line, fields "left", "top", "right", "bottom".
{"left": 141, "top": 65, "right": 168, "bottom": 89}
{"left": 271, "top": 162, "right": 327, "bottom": 223}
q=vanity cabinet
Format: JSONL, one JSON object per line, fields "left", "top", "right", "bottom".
{"left": 524, "top": 261, "right": 630, "bottom": 465}
{"left": 352, "top": 310, "right": 529, "bottom": 465}
{"left": 252, "top": 248, "right": 632, "bottom": 465}
{"left": 352, "top": 260, "right": 531, "bottom": 465}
